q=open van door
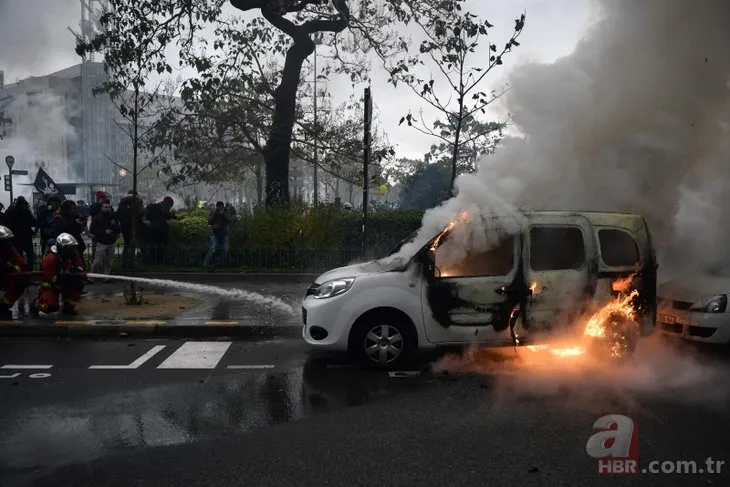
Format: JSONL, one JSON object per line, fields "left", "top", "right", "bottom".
{"left": 523, "top": 213, "right": 597, "bottom": 332}
{"left": 421, "top": 232, "right": 523, "bottom": 344}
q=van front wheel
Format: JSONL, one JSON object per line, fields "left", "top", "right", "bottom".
{"left": 350, "top": 314, "right": 415, "bottom": 370}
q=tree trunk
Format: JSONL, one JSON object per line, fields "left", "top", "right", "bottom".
{"left": 450, "top": 114, "right": 464, "bottom": 192}
{"left": 263, "top": 41, "right": 314, "bottom": 207}
{"left": 255, "top": 157, "right": 263, "bottom": 204}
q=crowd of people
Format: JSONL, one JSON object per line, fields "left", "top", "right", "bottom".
{"left": 0, "top": 191, "right": 237, "bottom": 319}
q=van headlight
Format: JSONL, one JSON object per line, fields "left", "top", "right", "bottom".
{"left": 690, "top": 294, "right": 727, "bottom": 313}
{"left": 314, "top": 278, "right": 355, "bottom": 299}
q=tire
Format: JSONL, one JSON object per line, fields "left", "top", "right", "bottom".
{"left": 349, "top": 312, "right": 416, "bottom": 370}
{"left": 588, "top": 311, "right": 641, "bottom": 360}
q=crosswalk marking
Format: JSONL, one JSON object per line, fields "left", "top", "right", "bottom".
{"left": 89, "top": 345, "right": 167, "bottom": 369}
{"left": 206, "top": 321, "right": 239, "bottom": 325}
{"left": 1, "top": 364, "right": 53, "bottom": 369}
{"left": 157, "top": 341, "right": 232, "bottom": 369}
{"left": 127, "top": 320, "right": 166, "bottom": 325}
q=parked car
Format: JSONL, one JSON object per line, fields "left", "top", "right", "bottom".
{"left": 301, "top": 211, "right": 658, "bottom": 369}
{"left": 657, "top": 275, "right": 730, "bottom": 344}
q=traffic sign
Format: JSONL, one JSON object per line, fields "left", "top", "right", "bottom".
{"left": 10, "top": 169, "right": 28, "bottom": 176}
{"left": 4, "top": 175, "right": 10, "bottom": 192}
{"left": 5, "top": 155, "right": 14, "bottom": 169}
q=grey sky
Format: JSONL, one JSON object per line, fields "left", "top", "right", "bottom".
{"left": 0, "top": 0, "right": 600, "bottom": 159}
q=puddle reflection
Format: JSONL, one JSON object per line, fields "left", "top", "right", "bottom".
{"left": 0, "top": 359, "right": 426, "bottom": 472}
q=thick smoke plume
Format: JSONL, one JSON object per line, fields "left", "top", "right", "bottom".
{"left": 0, "top": 0, "right": 79, "bottom": 81}
{"left": 398, "top": 0, "right": 730, "bottom": 277}
{"left": 0, "top": 91, "right": 78, "bottom": 206}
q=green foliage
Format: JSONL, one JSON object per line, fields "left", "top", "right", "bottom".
{"left": 390, "top": 2, "right": 525, "bottom": 189}
{"left": 169, "top": 208, "right": 424, "bottom": 256}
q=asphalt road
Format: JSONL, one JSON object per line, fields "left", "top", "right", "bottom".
{"left": 2, "top": 335, "right": 730, "bottom": 487}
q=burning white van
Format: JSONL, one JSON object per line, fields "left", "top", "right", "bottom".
{"left": 301, "top": 211, "right": 657, "bottom": 370}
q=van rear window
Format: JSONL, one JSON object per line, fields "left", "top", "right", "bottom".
{"left": 529, "top": 226, "right": 585, "bottom": 271}
{"left": 598, "top": 229, "right": 639, "bottom": 266}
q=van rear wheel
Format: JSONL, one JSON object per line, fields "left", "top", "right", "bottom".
{"left": 349, "top": 313, "right": 415, "bottom": 370}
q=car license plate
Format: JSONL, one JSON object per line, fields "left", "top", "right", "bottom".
{"left": 660, "top": 314, "right": 676, "bottom": 324}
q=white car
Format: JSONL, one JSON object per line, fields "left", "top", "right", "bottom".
{"left": 302, "top": 211, "right": 657, "bottom": 369}
{"left": 657, "top": 275, "right": 730, "bottom": 344}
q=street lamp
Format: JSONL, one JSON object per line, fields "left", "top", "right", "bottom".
{"left": 312, "top": 32, "right": 323, "bottom": 206}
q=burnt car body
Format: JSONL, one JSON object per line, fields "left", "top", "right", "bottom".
{"left": 301, "top": 211, "right": 657, "bottom": 369}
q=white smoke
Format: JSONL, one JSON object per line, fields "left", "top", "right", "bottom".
{"left": 0, "top": 91, "right": 79, "bottom": 206}
{"left": 397, "top": 0, "right": 730, "bottom": 276}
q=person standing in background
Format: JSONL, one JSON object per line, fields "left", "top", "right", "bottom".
{"left": 203, "top": 201, "right": 230, "bottom": 271}
{"left": 87, "top": 191, "right": 107, "bottom": 264}
{"left": 117, "top": 191, "right": 145, "bottom": 270}
{"left": 90, "top": 201, "right": 120, "bottom": 282}
{"left": 38, "top": 196, "right": 61, "bottom": 255}
{"left": 2, "top": 196, "right": 38, "bottom": 271}
{"left": 144, "top": 196, "right": 176, "bottom": 265}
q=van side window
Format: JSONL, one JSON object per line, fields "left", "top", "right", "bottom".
{"left": 529, "top": 226, "right": 585, "bottom": 271}
{"left": 434, "top": 235, "right": 515, "bottom": 278}
{"left": 598, "top": 229, "right": 639, "bottom": 266}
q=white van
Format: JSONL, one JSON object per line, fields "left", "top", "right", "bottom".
{"left": 301, "top": 211, "right": 657, "bottom": 369}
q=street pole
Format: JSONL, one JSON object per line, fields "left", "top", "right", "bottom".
{"left": 312, "top": 37, "right": 319, "bottom": 206}
{"left": 5, "top": 155, "right": 15, "bottom": 204}
{"left": 362, "top": 87, "right": 372, "bottom": 254}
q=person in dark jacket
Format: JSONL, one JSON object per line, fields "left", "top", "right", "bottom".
{"left": 203, "top": 201, "right": 231, "bottom": 270}
{"left": 88, "top": 191, "right": 107, "bottom": 221}
{"left": 144, "top": 196, "right": 176, "bottom": 265}
{"left": 2, "top": 196, "right": 38, "bottom": 270}
{"left": 38, "top": 196, "right": 61, "bottom": 255}
{"left": 117, "top": 191, "right": 145, "bottom": 270}
{"left": 50, "top": 200, "right": 87, "bottom": 256}
{"left": 89, "top": 201, "right": 120, "bottom": 281}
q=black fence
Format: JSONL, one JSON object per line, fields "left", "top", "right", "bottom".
{"left": 24, "top": 243, "right": 378, "bottom": 273}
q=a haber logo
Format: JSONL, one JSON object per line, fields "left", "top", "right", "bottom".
{"left": 586, "top": 414, "right": 639, "bottom": 474}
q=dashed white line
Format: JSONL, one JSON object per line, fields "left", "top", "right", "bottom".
{"left": 0, "top": 372, "right": 21, "bottom": 379}
{"left": 157, "top": 341, "right": 232, "bottom": 369}
{"left": 89, "top": 345, "right": 166, "bottom": 369}
{"left": 226, "top": 365, "right": 275, "bottom": 369}
{"left": 1, "top": 365, "right": 54, "bottom": 369}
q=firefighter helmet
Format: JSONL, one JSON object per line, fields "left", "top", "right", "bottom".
{"left": 56, "top": 233, "right": 79, "bottom": 248}
{"left": 0, "top": 226, "right": 14, "bottom": 240}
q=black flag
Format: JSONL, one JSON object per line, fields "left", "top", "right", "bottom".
{"left": 33, "top": 167, "right": 64, "bottom": 200}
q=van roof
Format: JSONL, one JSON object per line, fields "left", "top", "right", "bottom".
{"left": 521, "top": 210, "right": 647, "bottom": 232}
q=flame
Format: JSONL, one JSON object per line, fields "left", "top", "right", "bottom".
{"left": 611, "top": 271, "right": 639, "bottom": 293}
{"left": 529, "top": 281, "right": 540, "bottom": 295}
{"left": 583, "top": 289, "right": 638, "bottom": 338}
{"left": 430, "top": 210, "right": 470, "bottom": 251}
{"left": 550, "top": 347, "right": 585, "bottom": 357}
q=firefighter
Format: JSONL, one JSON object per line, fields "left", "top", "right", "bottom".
{"left": 0, "top": 225, "right": 30, "bottom": 320}
{"left": 34, "top": 233, "right": 86, "bottom": 316}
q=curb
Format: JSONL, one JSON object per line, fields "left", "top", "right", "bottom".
{"left": 0, "top": 322, "right": 302, "bottom": 339}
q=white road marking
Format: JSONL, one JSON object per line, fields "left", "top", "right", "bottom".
{"left": 388, "top": 371, "right": 422, "bottom": 378}
{"left": 0, "top": 372, "right": 21, "bottom": 379}
{"left": 29, "top": 373, "right": 52, "bottom": 379}
{"left": 226, "top": 365, "right": 275, "bottom": 369}
{"left": 89, "top": 345, "right": 167, "bottom": 369}
{"left": 157, "top": 341, "right": 232, "bottom": 369}
{"left": 1, "top": 365, "right": 53, "bottom": 369}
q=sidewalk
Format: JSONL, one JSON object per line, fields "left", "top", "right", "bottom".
{"left": 0, "top": 273, "right": 306, "bottom": 339}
